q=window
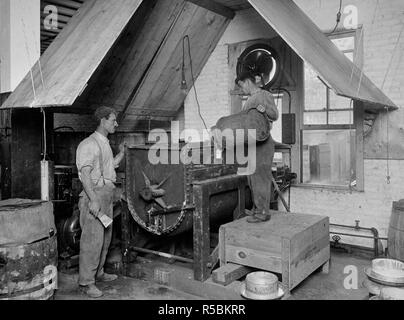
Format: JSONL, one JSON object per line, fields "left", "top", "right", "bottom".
{"left": 302, "top": 31, "right": 360, "bottom": 187}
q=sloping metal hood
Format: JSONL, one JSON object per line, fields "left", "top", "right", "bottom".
{"left": 1, "top": 0, "right": 232, "bottom": 127}
{"left": 247, "top": 0, "right": 397, "bottom": 111}
{"left": 2, "top": 0, "right": 143, "bottom": 109}
{"left": 1, "top": 0, "right": 397, "bottom": 115}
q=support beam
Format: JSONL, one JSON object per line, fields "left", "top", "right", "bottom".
{"left": 11, "top": 109, "right": 53, "bottom": 199}
{"left": 186, "top": 0, "right": 235, "bottom": 19}
{"left": 193, "top": 175, "right": 247, "bottom": 281}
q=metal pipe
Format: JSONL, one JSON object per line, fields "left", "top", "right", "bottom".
{"left": 330, "top": 231, "right": 379, "bottom": 240}
{"left": 331, "top": 222, "right": 375, "bottom": 233}
{"left": 330, "top": 222, "right": 385, "bottom": 257}
{"left": 130, "top": 246, "right": 194, "bottom": 264}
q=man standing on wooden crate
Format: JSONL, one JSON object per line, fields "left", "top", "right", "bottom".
{"left": 76, "top": 106, "right": 125, "bottom": 298}
{"left": 213, "top": 71, "right": 279, "bottom": 223}
{"left": 238, "top": 72, "right": 279, "bottom": 222}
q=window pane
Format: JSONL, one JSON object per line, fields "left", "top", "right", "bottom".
{"left": 304, "top": 64, "right": 327, "bottom": 111}
{"left": 331, "top": 36, "right": 355, "bottom": 51}
{"left": 302, "top": 130, "right": 356, "bottom": 186}
{"left": 329, "top": 111, "right": 354, "bottom": 125}
{"left": 304, "top": 112, "right": 327, "bottom": 125}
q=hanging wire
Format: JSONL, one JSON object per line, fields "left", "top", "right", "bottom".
{"left": 183, "top": 35, "right": 208, "bottom": 131}
{"left": 30, "top": 15, "right": 49, "bottom": 161}
{"left": 381, "top": 23, "right": 404, "bottom": 91}
{"left": 42, "top": 108, "right": 47, "bottom": 160}
{"left": 379, "top": 17, "right": 404, "bottom": 184}
{"left": 386, "top": 106, "right": 391, "bottom": 184}
{"left": 21, "top": 9, "right": 48, "bottom": 161}
{"left": 30, "top": 18, "right": 46, "bottom": 93}
{"left": 329, "top": 0, "right": 343, "bottom": 35}
{"left": 21, "top": 17, "right": 37, "bottom": 103}
{"left": 348, "top": 98, "right": 354, "bottom": 192}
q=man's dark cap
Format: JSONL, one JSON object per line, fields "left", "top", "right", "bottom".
{"left": 94, "top": 106, "right": 118, "bottom": 122}
{"left": 235, "top": 71, "right": 255, "bottom": 85}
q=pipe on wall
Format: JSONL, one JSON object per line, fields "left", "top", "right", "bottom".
{"left": 330, "top": 222, "right": 387, "bottom": 257}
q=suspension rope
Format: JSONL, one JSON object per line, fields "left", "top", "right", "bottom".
{"left": 20, "top": 4, "right": 48, "bottom": 161}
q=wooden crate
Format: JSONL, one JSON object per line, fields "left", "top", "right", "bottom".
{"left": 219, "top": 212, "right": 330, "bottom": 292}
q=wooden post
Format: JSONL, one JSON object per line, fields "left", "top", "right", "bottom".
{"left": 193, "top": 185, "right": 210, "bottom": 281}
{"left": 234, "top": 177, "right": 246, "bottom": 220}
{"left": 282, "top": 238, "right": 291, "bottom": 294}
{"left": 11, "top": 109, "right": 53, "bottom": 199}
{"left": 354, "top": 100, "right": 364, "bottom": 191}
{"left": 193, "top": 175, "right": 248, "bottom": 281}
{"left": 120, "top": 187, "right": 131, "bottom": 276}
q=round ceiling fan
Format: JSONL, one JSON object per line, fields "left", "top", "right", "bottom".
{"left": 237, "top": 44, "right": 282, "bottom": 90}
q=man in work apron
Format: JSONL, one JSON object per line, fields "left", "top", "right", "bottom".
{"left": 213, "top": 71, "right": 279, "bottom": 222}
{"left": 76, "top": 107, "right": 125, "bottom": 298}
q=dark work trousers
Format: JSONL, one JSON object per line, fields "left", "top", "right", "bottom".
{"left": 78, "top": 184, "right": 115, "bottom": 286}
{"left": 248, "top": 136, "right": 275, "bottom": 215}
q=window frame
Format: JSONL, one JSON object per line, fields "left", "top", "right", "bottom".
{"left": 299, "top": 28, "right": 365, "bottom": 191}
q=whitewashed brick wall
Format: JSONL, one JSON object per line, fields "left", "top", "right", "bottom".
{"left": 185, "top": 1, "right": 404, "bottom": 248}
{"left": 290, "top": 0, "right": 404, "bottom": 248}
{"left": 291, "top": 160, "right": 404, "bottom": 248}
{"left": 183, "top": 8, "right": 276, "bottom": 136}
{"left": 184, "top": 44, "right": 231, "bottom": 136}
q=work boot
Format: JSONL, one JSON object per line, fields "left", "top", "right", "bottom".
{"left": 247, "top": 215, "right": 262, "bottom": 223}
{"left": 247, "top": 213, "right": 271, "bottom": 223}
{"left": 79, "top": 284, "right": 103, "bottom": 299}
{"left": 255, "top": 213, "right": 271, "bottom": 222}
{"left": 96, "top": 273, "right": 118, "bottom": 282}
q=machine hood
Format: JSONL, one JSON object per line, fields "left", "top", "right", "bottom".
{"left": 1, "top": 0, "right": 143, "bottom": 110}
{"left": 247, "top": 0, "right": 397, "bottom": 112}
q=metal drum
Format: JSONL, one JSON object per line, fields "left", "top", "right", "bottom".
{"left": 126, "top": 144, "right": 252, "bottom": 237}
{"left": 0, "top": 200, "right": 57, "bottom": 300}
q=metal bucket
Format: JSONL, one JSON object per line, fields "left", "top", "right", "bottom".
{"left": 215, "top": 109, "right": 271, "bottom": 143}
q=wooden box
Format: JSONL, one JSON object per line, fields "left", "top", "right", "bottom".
{"left": 219, "top": 212, "right": 330, "bottom": 292}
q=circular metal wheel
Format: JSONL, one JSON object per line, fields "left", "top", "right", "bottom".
{"left": 237, "top": 43, "right": 282, "bottom": 90}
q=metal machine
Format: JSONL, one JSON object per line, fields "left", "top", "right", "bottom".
{"left": 121, "top": 142, "right": 296, "bottom": 281}
{"left": 122, "top": 143, "right": 252, "bottom": 280}
{"left": 53, "top": 165, "right": 82, "bottom": 269}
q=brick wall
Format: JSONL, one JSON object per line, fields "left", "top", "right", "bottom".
{"left": 293, "top": 0, "right": 404, "bottom": 107}
{"left": 184, "top": 44, "right": 231, "bottom": 137}
{"left": 184, "top": 1, "right": 404, "bottom": 248}
{"left": 183, "top": 8, "right": 276, "bottom": 137}
{"left": 291, "top": 0, "right": 404, "bottom": 248}
{"left": 291, "top": 159, "right": 403, "bottom": 248}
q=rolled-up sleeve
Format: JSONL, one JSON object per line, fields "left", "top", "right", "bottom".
{"left": 76, "top": 139, "right": 98, "bottom": 173}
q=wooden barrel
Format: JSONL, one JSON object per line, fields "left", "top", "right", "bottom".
{"left": 0, "top": 199, "right": 58, "bottom": 300}
{"left": 0, "top": 235, "right": 58, "bottom": 300}
{"left": 388, "top": 200, "right": 404, "bottom": 262}
{"left": 0, "top": 199, "right": 55, "bottom": 245}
